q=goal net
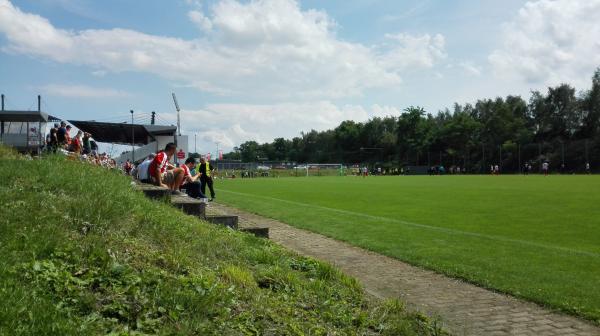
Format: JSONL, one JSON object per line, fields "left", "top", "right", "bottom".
{"left": 293, "top": 164, "right": 346, "bottom": 177}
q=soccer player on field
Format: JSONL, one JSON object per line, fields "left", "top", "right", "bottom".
{"left": 542, "top": 161, "right": 549, "bottom": 176}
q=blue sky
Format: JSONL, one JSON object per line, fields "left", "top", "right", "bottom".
{"left": 1, "top": 0, "right": 600, "bottom": 154}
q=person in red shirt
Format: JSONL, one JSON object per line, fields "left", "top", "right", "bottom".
{"left": 70, "top": 130, "right": 82, "bottom": 154}
{"left": 64, "top": 125, "right": 73, "bottom": 148}
{"left": 149, "top": 143, "right": 185, "bottom": 195}
{"left": 180, "top": 157, "right": 206, "bottom": 199}
{"left": 123, "top": 160, "right": 133, "bottom": 175}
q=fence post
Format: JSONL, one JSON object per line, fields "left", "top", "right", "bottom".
{"left": 538, "top": 143, "right": 542, "bottom": 173}
{"left": 518, "top": 143, "right": 521, "bottom": 174}
{"left": 561, "top": 141, "right": 565, "bottom": 167}
{"left": 585, "top": 139, "right": 589, "bottom": 166}
{"left": 499, "top": 145, "right": 502, "bottom": 170}
{"left": 481, "top": 143, "right": 485, "bottom": 174}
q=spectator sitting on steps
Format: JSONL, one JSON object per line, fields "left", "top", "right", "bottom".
{"left": 70, "top": 130, "right": 83, "bottom": 154}
{"left": 180, "top": 157, "right": 207, "bottom": 199}
{"left": 149, "top": 143, "right": 185, "bottom": 195}
{"left": 136, "top": 153, "right": 155, "bottom": 183}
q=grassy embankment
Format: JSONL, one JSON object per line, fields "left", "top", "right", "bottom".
{"left": 0, "top": 146, "right": 443, "bottom": 335}
{"left": 217, "top": 175, "right": 600, "bottom": 324}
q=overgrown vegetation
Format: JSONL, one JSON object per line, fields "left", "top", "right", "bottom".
{"left": 0, "top": 147, "right": 443, "bottom": 335}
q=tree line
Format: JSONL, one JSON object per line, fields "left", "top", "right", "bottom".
{"left": 223, "top": 68, "right": 600, "bottom": 173}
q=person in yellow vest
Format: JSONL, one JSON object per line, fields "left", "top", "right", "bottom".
{"left": 197, "top": 157, "right": 216, "bottom": 201}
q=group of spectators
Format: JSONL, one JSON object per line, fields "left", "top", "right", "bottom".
{"left": 428, "top": 166, "right": 466, "bottom": 175}
{"left": 45, "top": 124, "right": 217, "bottom": 198}
{"left": 46, "top": 121, "right": 99, "bottom": 156}
{"left": 45, "top": 121, "right": 119, "bottom": 169}
{"left": 134, "top": 143, "right": 216, "bottom": 201}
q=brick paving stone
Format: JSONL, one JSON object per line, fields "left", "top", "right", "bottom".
{"left": 537, "top": 331, "right": 559, "bottom": 336}
{"left": 208, "top": 202, "right": 600, "bottom": 336}
{"left": 532, "top": 325, "right": 556, "bottom": 332}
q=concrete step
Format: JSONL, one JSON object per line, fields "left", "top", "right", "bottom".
{"left": 240, "top": 227, "right": 269, "bottom": 239}
{"left": 205, "top": 215, "right": 238, "bottom": 229}
{"left": 138, "top": 184, "right": 171, "bottom": 200}
{"left": 171, "top": 195, "right": 206, "bottom": 218}
{"left": 137, "top": 183, "right": 268, "bottom": 238}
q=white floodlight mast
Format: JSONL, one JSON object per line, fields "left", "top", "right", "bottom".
{"left": 171, "top": 92, "right": 181, "bottom": 137}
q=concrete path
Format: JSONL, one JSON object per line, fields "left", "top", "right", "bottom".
{"left": 207, "top": 202, "right": 600, "bottom": 336}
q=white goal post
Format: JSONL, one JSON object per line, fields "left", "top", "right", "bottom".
{"left": 293, "top": 163, "right": 346, "bottom": 177}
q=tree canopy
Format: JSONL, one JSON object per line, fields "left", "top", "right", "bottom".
{"left": 223, "top": 68, "right": 600, "bottom": 172}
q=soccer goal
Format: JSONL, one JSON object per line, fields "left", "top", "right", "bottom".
{"left": 293, "top": 163, "right": 346, "bottom": 177}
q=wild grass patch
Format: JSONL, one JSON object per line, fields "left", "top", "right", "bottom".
{"left": 0, "top": 148, "right": 443, "bottom": 335}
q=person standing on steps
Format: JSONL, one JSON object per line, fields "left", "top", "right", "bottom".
{"left": 197, "top": 156, "right": 216, "bottom": 201}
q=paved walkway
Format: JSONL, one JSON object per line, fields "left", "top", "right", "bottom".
{"left": 207, "top": 202, "right": 600, "bottom": 336}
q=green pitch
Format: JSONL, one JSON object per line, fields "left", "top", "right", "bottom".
{"left": 217, "top": 175, "right": 600, "bottom": 323}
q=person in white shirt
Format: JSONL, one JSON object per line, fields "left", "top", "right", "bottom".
{"left": 136, "top": 153, "right": 155, "bottom": 183}
{"left": 586, "top": 162, "right": 591, "bottom": 174}
{"left": 542, "top": 162, "right": 549, "bottom": 176}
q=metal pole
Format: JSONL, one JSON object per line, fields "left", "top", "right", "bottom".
{"left": 518, "top": 143, "right": 521, "bottom": 174}
{"left": 194, "top": 133, "right": 197, "bottom": 153}
{"left": 561, "top": 142, "right": 565, "bottom": 166}
{"left": 499, "top": 145, "right": 502, "bottom": 169}
{"left": 38, "top": 120, "right": 42, "bottom": 156}
{"left": 172, "top": 93, "right": 181, "bottom": 137}
{"left": 585, "top": 140, "right": 589, "bottom": 164}
{"left": 482, "top": 143, "right": 485, "bottom": 173}
{"left": 427, "top": 151, "right": 430, "bottom": 167}
{"left": 1, "top": 94, "right": 4, "bottom": 141}
{"left": 538, "top": 142, "right": 542, "bottom": 173}
{"left": 130, "top": 110, "right": 134, "bottom": 162}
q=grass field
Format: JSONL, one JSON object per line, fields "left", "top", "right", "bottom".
{"left": 217, "top": 175, "right": 600, "bottom": 323}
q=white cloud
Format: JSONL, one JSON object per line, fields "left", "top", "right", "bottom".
{"left": 41, "top": 84, "right": 130, "bottom": 98}
{"left": 188, "top": 10, "right": 212, "bottom": 31}
{"left": 91, "top": 70, "right": 107, "bottom": 77}
{"left": 381, "top": 33, "right": 446, "bottom": 70}
{"left": 489, "top": 0, "right": 600, "bottom": 88}
{"left": 185, "top": 0, "right": 202, "bottom": 6}
{"left": 159, "top": 101, "right": 400, "bottom": 151}
{"left": 458, "top": 61, "right": 482, "bottom": 77}
{"left": 0, "top": 0, "right": 446, "bottom": 100}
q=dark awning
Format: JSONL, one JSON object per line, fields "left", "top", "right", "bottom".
{"left": 68, "top": 120, "right": 177, "bottom": 145}
{"left": 0, "top": 110, "right": 49, "bottom": 122}
{"left": 48, "top": 115, "right": 62, "bottom": 122}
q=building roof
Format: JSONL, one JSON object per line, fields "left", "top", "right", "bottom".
{"left": 68, "top": 120, "right": 177, "bottom": 145}
{"left": 0, "top": 110, "right": 49, "bottom": 122}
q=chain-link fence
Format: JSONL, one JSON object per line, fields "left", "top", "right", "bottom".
{"left": 403, "top": 139, "right": 597, "bottom": 174}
